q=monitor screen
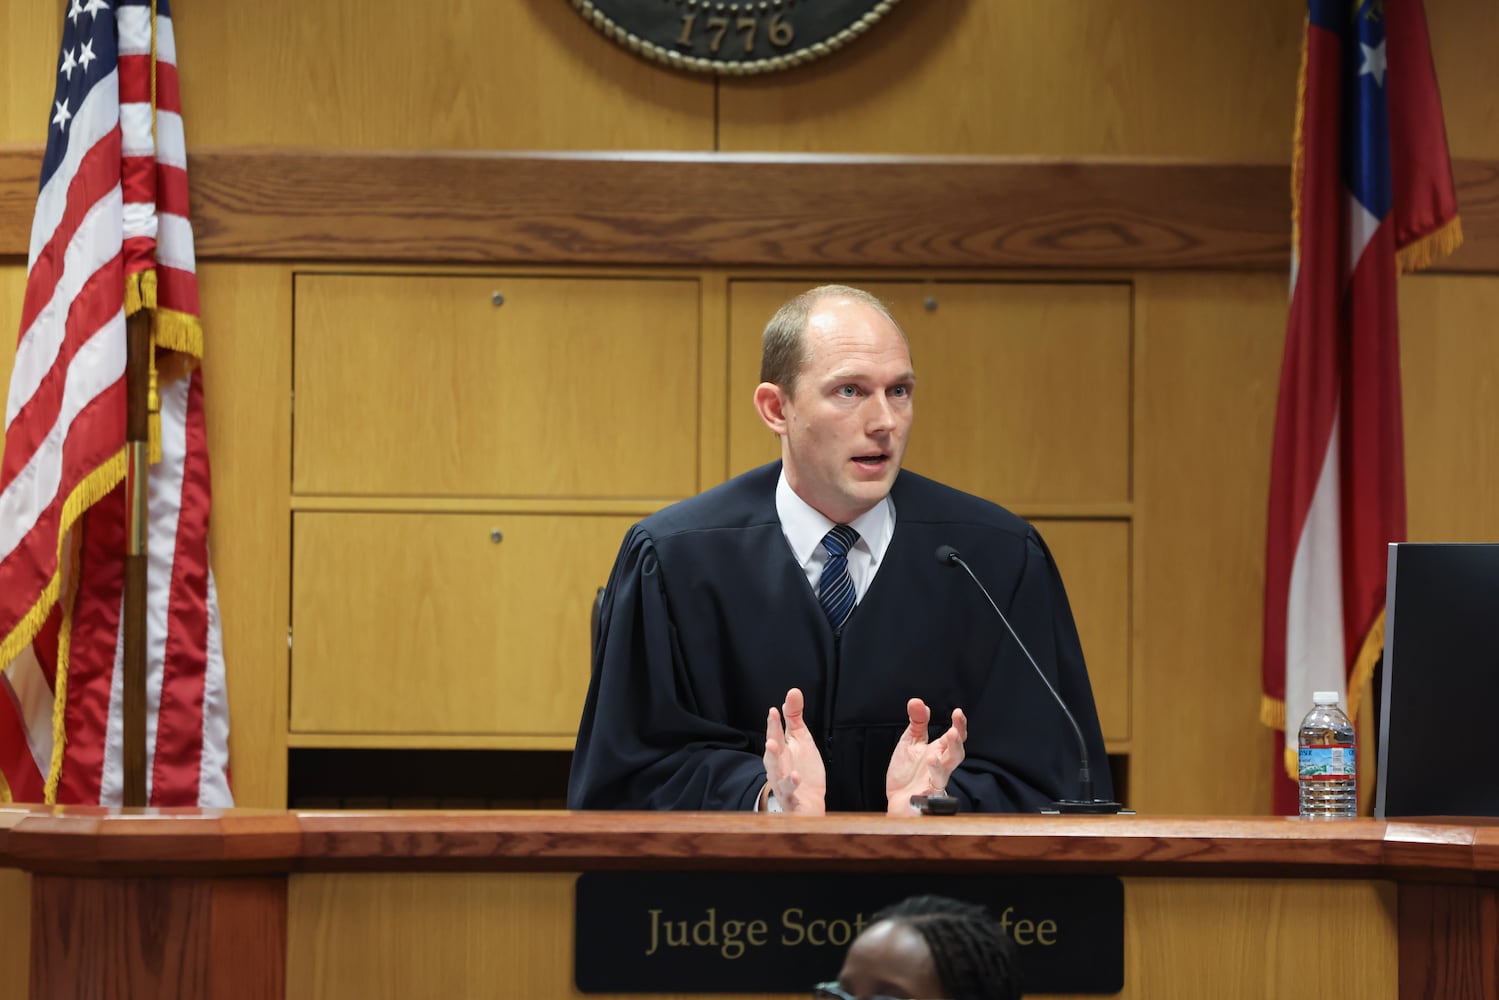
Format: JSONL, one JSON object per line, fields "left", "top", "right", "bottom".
{"left": 1375, "top": 542, "right": 1499, "bottom": 819}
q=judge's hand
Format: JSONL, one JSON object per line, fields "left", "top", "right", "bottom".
{"left": 884, "top": 699, "right": 968, "bottom": 815}
{"left": 762, "top": 688, "right": 827, "bottom": 815}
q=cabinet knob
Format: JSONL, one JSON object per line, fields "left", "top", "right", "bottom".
{"left": 490, "top": 529, "right": 504, "bottom": 544}
{"left": 491, "top": 291, "right": 505, "bottom": 307}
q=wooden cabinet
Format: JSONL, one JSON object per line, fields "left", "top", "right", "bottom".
{"left": 1038, "top": 519, "right": 1131, "bottom": 743}
{"left": 294, "top": 275, "right": 701, "bottom": 498}
{"left": 291, "top": 512, "right": 636, "bottom": 743}
{"left": 288, "top": 273, "right": 701, "bottom": 756}
{"left": 286, "top": 271, "right": 1135, "bottom": 790}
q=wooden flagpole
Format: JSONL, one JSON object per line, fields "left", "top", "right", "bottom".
{"left": 122, "top": 311, "right": 150, "bottom": 807}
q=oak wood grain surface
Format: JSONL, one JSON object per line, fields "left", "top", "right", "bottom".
{"left": 3, "top": 806, "right": 1498, "bottom": 880}
{"left": 1, "top": 149, "right": 1495, "bottom": 271}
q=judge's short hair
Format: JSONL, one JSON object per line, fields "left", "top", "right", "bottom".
{"left": 759, "top": 285, "right": 903, "bottom": 396}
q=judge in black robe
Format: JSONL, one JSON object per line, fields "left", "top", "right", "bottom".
{"left": 567, "top": 461, "right": 1112, "bottom": 813}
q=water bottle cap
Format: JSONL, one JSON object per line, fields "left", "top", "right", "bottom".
{"left": 1312, "top": 690, "right": 1340, "bottom": 705}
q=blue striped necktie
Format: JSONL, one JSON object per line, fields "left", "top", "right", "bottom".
{"left": 818, "top": 524, "right": 860, "bottom": 632}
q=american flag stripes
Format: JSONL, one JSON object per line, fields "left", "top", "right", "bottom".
{"left": 1260, "top": 0, "right": 1460, "bottom": 814}
{"left": 0, "top": 0, "right": 230, "bottom": 806}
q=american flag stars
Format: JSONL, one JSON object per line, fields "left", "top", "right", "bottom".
{"left": 1359, "top": 41, "right": 1387, "bottom": 86}
{"left": 53, "top": 0, "right": 110, "bottom": 137}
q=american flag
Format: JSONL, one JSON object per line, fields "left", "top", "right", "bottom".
{"left": 0, "top": 0, "right": 231, "bottom": 806}
{"left": 1260, "top": 0, "right": 1460, "bottom": 814}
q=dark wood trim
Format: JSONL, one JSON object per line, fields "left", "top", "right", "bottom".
{"left": 4, "top": 807, "right": 1499, "bottom": 879}
{"left": 7, "top": 809, "right": 1499, "bottom": 1000}
{"left": 29, "top": 873, "right": 286, "bottom": 1000}
{"left": 2, "top": 147, "right": 1495, "bottom": 271}
{"left": 1399, "top": 882, "right": 1499, "bottom": 1000}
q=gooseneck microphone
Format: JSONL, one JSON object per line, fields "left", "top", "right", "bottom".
{"left": 936, "top": 544, "right": 1124, "bottom": 815}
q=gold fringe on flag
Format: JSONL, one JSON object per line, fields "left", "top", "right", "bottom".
{"left": 1397, "top": 216, "right": 1464, "bottom": 274}
{"left": 0, "top": 587, "right": 55, "bottom": 677}
{"left": 43, "top": 526, "right": 87, "bottom": 805}
{"left": 1261, "top": 25, "right": 1310, "bottom": 777}
{"left": 1260, "top": 693, "right": 1300, "bottom": 781}
{"left": 1346, "top": 607, "right": 1385, "bottom": 721}
{"left": 1261, "top": 610, "right": 1387, "bottom": 782}
{"left": 1260, "top": 694, "right": 1286, "bottom": 732}
{"left": 153, "top": 308, "right": 204, "bottom": 361}
{"left": 124, "top": 269, "right": 157, "bottom": 318}
{"left": 1262, "top": 696, "right": 1301, "bottom": 781}
{"left": 1289, "top": 18, "right": 1311, "bottom": 253}
{"left": 0, "top": 451, "right": 126, "bottom": 668}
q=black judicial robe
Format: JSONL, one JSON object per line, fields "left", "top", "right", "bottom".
{"left": 567, "top": 462, "right": 1112, "bottom": 813}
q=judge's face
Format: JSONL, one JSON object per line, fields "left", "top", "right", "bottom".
{"left": 760, "top": 299, "right": 914, "bottom": 525}
{"left": 832, "top": 919, "right": 945, "bottom": 1000}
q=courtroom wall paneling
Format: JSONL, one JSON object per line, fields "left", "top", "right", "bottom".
{"left": 199, "top": 263, "right": 293, "bottom": 809}
{"left": 698, "top": 274, "right": 731, "bottom": 492}
{"left": 725, "top": 280, "right": 1132, "bottom": 506}
{"left": 1133, "top": 272, "right": 1287, "bottom": 816}
{"left": 0, "top": 870, "right": 28, "bottom": 996}
{"left": 288, "top": 873, "right": 580, "bottom": 1000}
{"left": 717, "top": 0, "right": 1305, "bottom": 158}
{"left": 1126, "top": 877, "right": 1396, "bottom": 998}
{"left": 8, "top": 0, "right": 1495, "bottom": 160}
{"left": 1033, "top": 520, "right": 1131, "bottom": 745}
{"left": 0, "top": 3, "right": 59, "bottom": 145}
{"left": 294, "top": 274, "right": 701, "bottom": 500}
{"left": 286, "top": 872, "right": 1396, "bottom": 1000}
{"left": 1400, "top": 274, "right": 1499, "bottom": 543}
{"left": 172, "top": 0, "right": 714, "bottom": 150}
{"left": 1427, "top": 1, "right": 1499, "bottom": 159}
{"left": 900, "top": 283, "right": 1132, "bottom": 506}
{"left": 0, "top": 265, "right": 23, "bottom": 397}
{"left": 290, "top": 512, "right": 638, "bottom": 741}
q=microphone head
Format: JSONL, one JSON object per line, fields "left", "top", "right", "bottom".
{"left": 935, "top": 544, "right": 961, "bottom": 566}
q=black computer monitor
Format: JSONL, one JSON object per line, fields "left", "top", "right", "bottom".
{"left": 1375, "top": 542, "right": 1499, "bottom": 818}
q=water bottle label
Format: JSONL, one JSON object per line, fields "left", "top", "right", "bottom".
{"left": 1299, "top": 744, "right": 1355, "bottom": 779}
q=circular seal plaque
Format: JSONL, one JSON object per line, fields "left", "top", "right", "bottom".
{"left": 573, "top": 0, "right": 902, "bottom": 75}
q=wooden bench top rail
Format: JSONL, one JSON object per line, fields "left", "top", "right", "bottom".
{"left": 3, "top": 806, "right": 1498, "bottom": 880}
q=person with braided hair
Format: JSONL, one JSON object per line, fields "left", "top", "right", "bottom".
{"left": 814, "top": 894, "right": 1023, "bottom": 1000}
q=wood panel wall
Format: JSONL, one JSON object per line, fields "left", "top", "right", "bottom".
{"left": 285, "top": 871, "right": 1398, "bottom": 1000}
{"left": 0, "top": 0, "right": 1496, "bottom": 822}
{"left": 5, "top": 0, "right": 1494, "bottom": 156}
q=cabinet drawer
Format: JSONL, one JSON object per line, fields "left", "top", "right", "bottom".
{"left": 291, "top": 512, "right": 636, "bottom": 737}
{"left": 1034, "top": 519, "right": 1130, "bottom": 743}
{"left": 294, "top": 275, "right": 701, "bottom": 498}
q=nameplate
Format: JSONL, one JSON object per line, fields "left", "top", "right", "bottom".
{"left": 574, "top": 871, "right": 1123, "bottom": 994}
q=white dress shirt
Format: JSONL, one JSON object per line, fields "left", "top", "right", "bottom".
{"left": 775, "top": 470, "right": 896, "bottom": 604}
{"left": 761, "top": 471, "right": 898, "bottom": 812}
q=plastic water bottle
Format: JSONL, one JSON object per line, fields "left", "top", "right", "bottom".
{"left": 1298, "top": 691, "right": 1356, "bottom": 819}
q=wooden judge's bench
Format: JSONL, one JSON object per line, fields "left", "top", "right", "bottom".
{"left": 0, "top": 808, "right": 1494, "bottom": 999}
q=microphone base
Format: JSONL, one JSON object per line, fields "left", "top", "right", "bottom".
{"left": 1040, "top": 799, "right": 1130, "bottom": 815}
